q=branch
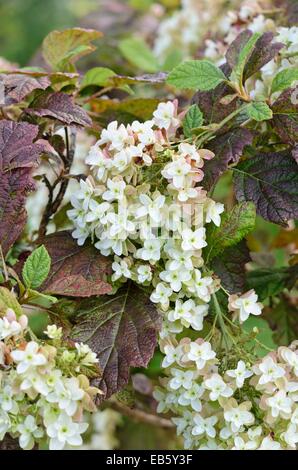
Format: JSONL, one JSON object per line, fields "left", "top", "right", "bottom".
{"left": 38, "top": 127, "right": 76, "bottom": 238}
{"left": 106, "top": 399, "right": 175, "bottom": 429}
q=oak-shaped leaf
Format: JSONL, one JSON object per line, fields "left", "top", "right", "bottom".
{"left": 0, "top": 121, "right": 46, "bottom": 255}
{"left": 0, "top": 73, "right": 50, "bottom": 105}
{"left": 71, "top": 283, "right": 162, "bottom": 401}
{"left": 205, "top": 202, "right": 256, "bottom": 261}
{"left": 202, "top": 128, "right": 253, "bottom": 190}
{"left": 40, "top": 231, "right": 112, "bottom": 297}
{"left": 26, "top": 91, "right": 92, "bottom": 127}
{"left": 233, "top": 150, "right": 298, "bottom": 225}
{"left": 211, "top": 240, "right": 251, "bottom": 294}
{"left": 0, "top": 120, "right": 46, "bottom": 172}
{"left": 42, "top": 28, "right": 102, "bottom": 72}
{"left": 246, "top": 265, "right": 298, "bottom": 301}
{"left": 0, "top": 169, "right": 36, "bottom": 256}
{"left": 272, "top": 87, "right": 298, "bottom": 145}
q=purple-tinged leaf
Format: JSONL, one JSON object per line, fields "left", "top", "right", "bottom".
{"left": 202, "top": 128, "right": 254, "bottom": 190}
{"left": 233, "top": 150, "right": 298, "bottom": 225}
{"left": 0, "top": 120, "right": 45, "bottom": 172}
{"left": 40, "top": 231, "right": 112, "bottom": 297}
{"left": 0, "top": 169, "right": 36, "bottom": 256}
{"left": 272, "top": 87, "right": 298, "bottom": 145}
{"left": 0, "top": 73, "right": 50, "bottom": 105}
{"left": 226, "top": 31, "right": 284, "bottom": 81}
{"left": 71, "top": 283, "right": 162, "bottom": 401}
{"left": 211, "top": 240, "right": 251, "bottom": 294}
{"left": 26, "top": 92, "right": 92, "bottom": 127}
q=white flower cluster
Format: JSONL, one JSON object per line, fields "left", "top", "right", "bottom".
{"left": 0, "top": 308, "right": 100, "bottom": 450}
{"left": 154, "top": 339, "right": 298, "bottom": 450}
{"left": 68, "top": 100, "right": 282, "bottom": 450}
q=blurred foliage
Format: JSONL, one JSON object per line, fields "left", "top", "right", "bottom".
{"left": 0, "top": 0, "right": 98, "bottom": 65}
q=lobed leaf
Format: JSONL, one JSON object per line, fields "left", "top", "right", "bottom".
{"left": 0, "top": 73, "right": 50, "bottom": 105}
{"left": 42, "top": 28, "right": 102, "bottom": 71}
{"left": 40, "top": 231, "right": 112, "bottom": 297}
{"left": 26, "top": 92, "right": 92, "bottom": 127}
{"left": 71, "top": 283, "right": 162, "bottom": 401}
{"left": 233, "top": 150, "right": 298, "bottom": 225}
{"left": 205, "top": 202, "right": 256, "bottom": 261}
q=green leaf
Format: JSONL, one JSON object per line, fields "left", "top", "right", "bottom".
{"left": 81, "top": 67, "right": 116, "bottom": 88}
{"left": 243, "top": 317, "right": 276, "bottom": 357}
{"left": 230, "top": 32, "right": 261, "bottom": 85}
{"left": 22, "top": 245, "right": 51, "bottom": 289}
{"left": 246, "top": 265, "right": 298, "bottom": 301}
{"left": 246, "top": 101, "right": 273, "bottom": 121}
{"left": 167, "top": 60, "right": 226, "bottom": 91}
{"left": 183, "top": 104, "right": 204, "bottom": 137}
{"left": 42, "top": 28, "right": 102, "bottom": 72}
{"left": 271, "top": 67, "right": 298, "bottom": 95}
{"left": 118, "top": 37, "right": 160, "bottom": 73}
{"left": 205, "top": 202, "right": 256, "bottom": 261}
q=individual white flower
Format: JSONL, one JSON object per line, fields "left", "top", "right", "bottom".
{"left": 135, "top": 193, "right": 165, "bottom": 223}
{"left": 172, "top": 410, "right": 194, "bottom": 435}
{"left": 112, "top": 258, "right": 131, "bottom": 281}
{"left": 258, "top": 436, "right": 281, "bottom": 450}
{"left": 167, "top": 247, "right": 193, "bottom": 271}
{"left": 47, "top": 413, "right": 88, "bottom": 450}
{"left": 162, "top": 344, "right": 183, "bottom": 368}
{"left": 136, "top": 265, "right": 152, "bottom": 283}
{"left": 0, "top": 385, "right": 18, "bottom": 413}
{"left": 97, "top": 121, "right": 133, "bottom": 151}
{"left": 20, "top": 369, "right": 50, "bottom": 396}
{"left": 75, "top": 179, "right": 94, "bottom": 211}
{"left": 205, "top": 199, "right": 224, "bottom": 227}
{"left": 192, "top": 415, "right": 218, "bottom": 438}
{"left": 162, "top": 158, "right": 191, "bottom": 189}
{"left": 136, "top": 238, "right": 162, "bottom": 262}
{"left": 254, "top": 356, "right": 286, "bottom": 385}
{"left": 150, "top": 283, "right": 172, "bottom": 309}
{"left": 185, "top": 341, "right": 216, "bottom": 369}
{"left": 226, "top": 360, "right": 253, "bottom": 388}
{"left": 282, "top": 423, "right": 298, "bottom": 448}
{"left": 106, "top": 211, "right": 135, "bottom": 239}
{"left": 153, "top": 388, "right": 168, "bottom": 413}
{"left": 85, "top": 146, "right": 112, "bottom": 181}
{"left": 178, "top": 143, "right": 203, "bottom": 166}
{"left": 75, "top": 343, "right": 98, "bottom": 365}
{"left": 11, "top": 342, "right": 47, "bottom": 374}
{"left": 72, "top": 226, "right": 90, "bottom": 246}
{"left": 224, "top": 403, "right": 254, "bottom": 432}
{"left": 188, "top": 270, "right": 213, "bottom": 302}
{"left": 47, "top": 378, "right": 84, "bottom": 416}
{"left": 44, "top": 324, "right": 63, "bottom": 340}
{"left": 279, "top": 348, "right": 298, "bottom": 376}
{"left": 153, "top": 101, "right": 179, "bottom": 130}
{"left": 67, "top": 197, "right": 87, "bottom": 228}
{"left": 17, "top": 415, "right": 43, "bottom": 450}
{"left": 0, "top": 409, "right": 10, "bottom": 440}
{"left": 267, "top": 390, "right": 293, "bottom": 419}
{"left": 0, "top": 317, "right": 22, "bottom": 340}
{"left": 181, "top": 228, "right": 207, "bottom": 251}
{"left": 168, "top": 368, "right": 194, "bottom": 390}
{"left": 178, "top": 383, "right": 204, "bottom": 412}
{"left": 160, "top": 268, "right": 191, "bottom": 292}
{"left": 85, "top": 200, "right": 110, "bottom": 223}
{"left": 204, "top": 374, "right": 233, "bottom": 401}
{"left": 159, "top": 319, "right": 183, "bottom": 339}
{"left": 102, "top": 178, "right": 126, "bottom": 202}
{"left": 232, "top": 436, "right": 257, "bottom": 450}
{"left": 130, "top": 120, "right": 156, "bottom": 146}
{"left": 228, "top": 289, "right": 263, "bottom": 323}
{"left": 182, "top": 303, "right": 209, "bottom": 331}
